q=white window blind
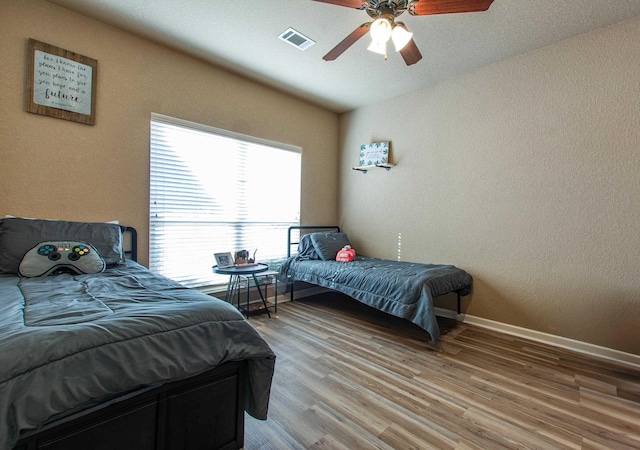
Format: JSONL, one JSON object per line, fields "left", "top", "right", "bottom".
{"left": 150, "top": 113, "right": 301, "bottom": 287}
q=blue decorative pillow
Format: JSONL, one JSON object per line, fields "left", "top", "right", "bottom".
{"left": 19, "top": 241, "right": 106, "bottom": 277}
{"left": 0, "top": 218, "right": 123, "bottom": 274}
{"left": 310, "top": 232, "right": 351, "bottom": 261}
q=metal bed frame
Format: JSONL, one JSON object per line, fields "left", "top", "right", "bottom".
{"left": 119, "top": 225, "right": 138, "bottom": 262}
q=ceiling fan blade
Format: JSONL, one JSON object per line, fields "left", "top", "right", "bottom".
{"left": 409, "top": 0, "right": 494, "bottom": 16}
{"left": 311, "top": 0, "right": 367, "bottom": 8}
{"left": 323, "top": 23, "right": 371, "bottom": 61}
{"left": 399, "top": 39, "right": 422, "bottom": 65}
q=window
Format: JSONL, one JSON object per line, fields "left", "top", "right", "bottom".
{"left": 150, "top": 113, "right": 301, "bottom": 288}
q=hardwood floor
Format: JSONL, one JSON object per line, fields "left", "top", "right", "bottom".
{"left": 245, "top": 293, "right": 640, "bottom": 449}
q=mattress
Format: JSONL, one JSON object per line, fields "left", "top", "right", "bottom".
{"left": 280, "top": 256, "right": 472, "bottom": 342}
{"left": 0, "top": 260, "right": 275, "bottom": 450}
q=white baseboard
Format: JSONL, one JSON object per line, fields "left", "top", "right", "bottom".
{"left": 234, "top": 286, "right": 329, "bottom": 307}
{"left": 256, "top": 288, "right": 640, "bottom": 370}
{"left": 434, "top": 307, "right": 459, "bottom": 320}
{"left": 434, "top": 307, "right": 640, "bottom": 370}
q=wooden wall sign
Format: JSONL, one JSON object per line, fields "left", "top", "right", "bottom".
{"left": 26, "top": 39, "right": 97, "bottom": 125}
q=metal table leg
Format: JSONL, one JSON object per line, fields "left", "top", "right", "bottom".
{"left": 224, "top": 274, "right": 238, "bottom": 303}
{"left": 251, "top": 274, "right": 271, "bottom": 318}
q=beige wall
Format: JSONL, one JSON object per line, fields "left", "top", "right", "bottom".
{"left": 0, "top": 0, "right": 339, "bottom": 267}
{"left": 339, "top": 17, "right": 640, "bottom": 355}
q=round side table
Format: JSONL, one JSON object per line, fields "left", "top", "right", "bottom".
{"left": 213, "top": 264, "right": 271, "bottom": 317}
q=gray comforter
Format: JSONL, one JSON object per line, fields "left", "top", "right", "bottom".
{"left": 0, "top": 261, "right": 275, "bottom": 450}
{"left": 280, "top": 256, "right": 472, "bottom": 343}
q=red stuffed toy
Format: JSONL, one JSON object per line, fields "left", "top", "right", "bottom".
{"left": 336, "top": 245, "right": 356, "bottom": 262}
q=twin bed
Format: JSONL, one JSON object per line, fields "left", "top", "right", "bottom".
{"left": 279, "top": 226, "right": 473, "bottom": 343}
{"left": 0, "top": 217, "right": 275, "bottom": 450}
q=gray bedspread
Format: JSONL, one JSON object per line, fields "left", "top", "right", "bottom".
{"left": 280, "top": 256, "right": 472, "bottom": 343}
{"left": 0, "top": 261, "right": 275, "bottom": 450}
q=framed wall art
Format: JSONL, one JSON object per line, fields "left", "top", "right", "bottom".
{"left": 352, "top": 141, "right": 395, "bottom": 173}
{"left": 26, "top": 38, "right": 97, "bottom": 125}
{"left": 359, "top": 141, "right": 390, "bottom": 166}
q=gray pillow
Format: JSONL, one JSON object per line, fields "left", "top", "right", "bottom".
{"left": 297, "top": 234, "right": 320, "bottom": 260}
{"left": 0, "top": 218, "right": 124, "bottom": 274}
{"left": 310, "top": 232, "right": 351, "bottom": 261}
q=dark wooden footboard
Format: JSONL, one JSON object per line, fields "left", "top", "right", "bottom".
{"left": 14, "top": 361, "right": 246, "bottom": 450}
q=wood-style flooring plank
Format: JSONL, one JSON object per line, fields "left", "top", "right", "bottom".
{"left": 245, "top": 293, "right": 640, "bottom": 449}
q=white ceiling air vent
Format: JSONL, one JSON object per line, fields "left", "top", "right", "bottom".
{"left": 278, "top": 28, "right": 316, "bottom": 51}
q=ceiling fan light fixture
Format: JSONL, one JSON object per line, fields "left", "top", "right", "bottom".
{"left": 367, "top": 39, "right": 387, "bottom": 56}
{"left": 369, "top": 17, "right": 392, "bottom": 44}
{"left": 319, "top": 0, "right": 495, "bottom": 65}
{"left": 391, "top": 25, "right": 412, "bottom": 51}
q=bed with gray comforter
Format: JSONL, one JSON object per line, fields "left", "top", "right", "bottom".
{"left": 280, "top": 227, "right": 473, "bottom": 343}
{"left": 0, "top": 260, "right": 275, "bottom": 450}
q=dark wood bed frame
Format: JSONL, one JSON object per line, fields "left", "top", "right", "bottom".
{"left": 13, "top": 227, "right": 248, "bottom": 450}
{"left": 14, "top": 362, "right": 246, "bottom": 450}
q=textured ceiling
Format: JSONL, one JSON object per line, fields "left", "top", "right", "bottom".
{"left": 46, "top": 0, "right": 640, "bottom": 112}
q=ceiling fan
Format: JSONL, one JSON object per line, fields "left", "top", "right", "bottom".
{"left": 312, "top": 0, "right": 495, "bottom": 65}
